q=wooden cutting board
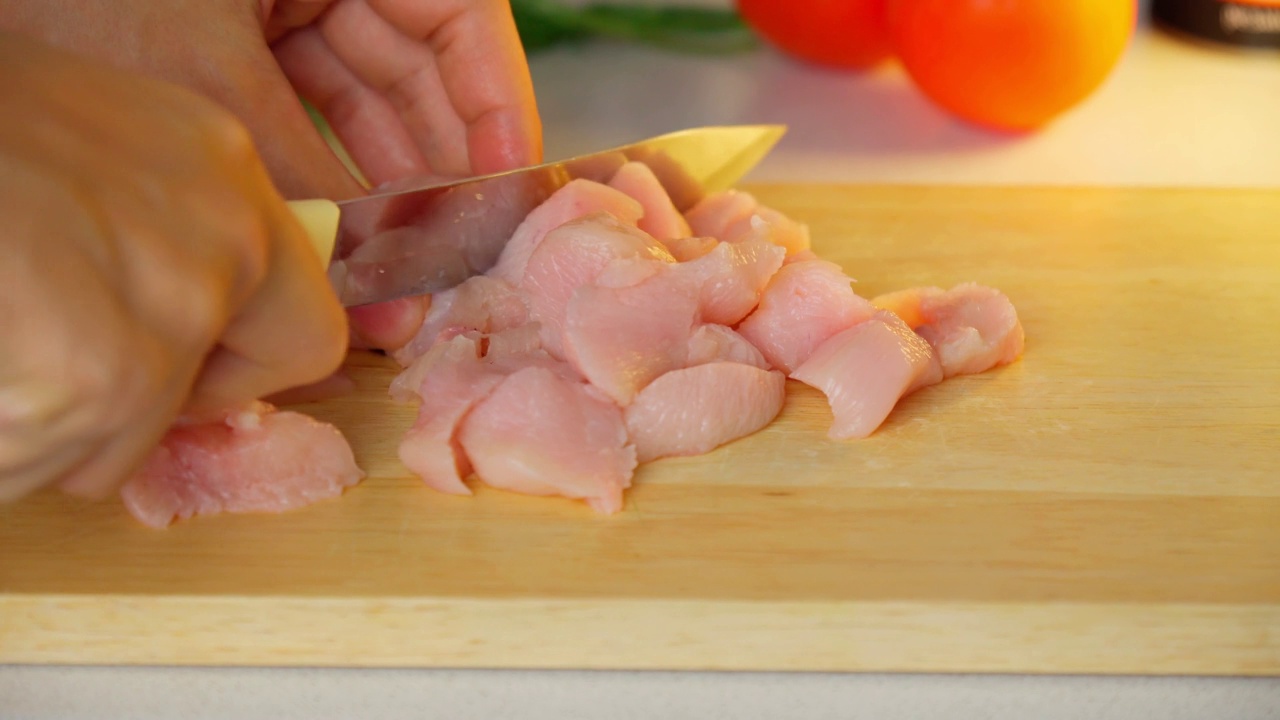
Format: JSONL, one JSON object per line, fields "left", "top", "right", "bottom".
{"left": 3, "top": 185, "right": 1279, "bottom": 676}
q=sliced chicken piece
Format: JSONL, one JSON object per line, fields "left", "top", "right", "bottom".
{"left": 751, "top": 206, "right": 811, "bottom": 257}
{"left": 394, "top": 334, "right": 580, "bottom": 494}
{"left": 685, "top": 190, "right": 810, "bottom": 256}
{"left": 120, "top": 402, "right": 363, "bottom": 529}
{"left": 686, "top": 324, "right": 770, "bottom": 369}
{"left": 625, "top": 362, "right": 786, "bottom": 462}
{"left": 521, "top": 213, "right": 675, "bottom": 358}
{"left": 791, "top": 311, "right": 941, "bottom": 440}
{"left": 608, "top": 161, "right": 693, "bottom": 241}
{"left": 737, "top": 259, "right": 876, "bottom": 373}
{"left": 489, "top": 179, "right": 644, "bottom": 284}
{"left": 563, "top": 268, "right": 700, "bottom": 406}
{"left": 458, "top": 366, "right": 637, "bottom": 514}
{"left": 673, "top": 230, "right": 785, "bottom": 326}
{"left": 873, "top": 283, "right": 1025, "bottom": 378}
{"left": 685, "top": 189, "right": 757, "bottom": 240}
{"left": 662, "top": 235, "right": 719, "bottom": 262}
{"left": 391, "top": 275, "right": 528, "bottom": 366}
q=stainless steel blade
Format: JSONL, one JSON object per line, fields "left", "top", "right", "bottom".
{"left": 326, "top": 124, "right": 786, "bottom": 307}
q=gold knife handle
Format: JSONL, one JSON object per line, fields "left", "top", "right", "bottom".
{"left": 285, "top": 199, "right": 340, "bottom": 262}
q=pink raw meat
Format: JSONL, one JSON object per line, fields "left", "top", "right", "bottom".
{"left": 674, "top": 230, "right": 785, "bottom": 326}
{"left": 686, "top": 324, "right": 770, "bottom": 369}
{"left": 685, "top": 189, "right": 757, "bottom": 240}
{"left": 791, "top": 311, "right": 941, "bottom": 440}
{"left": 457, "top": 366, "right": 637, "bottom": 514}
{"left": 608, "top": 161, "right": 693, "bottom": 241}
{"left": 120, "top": 402, "right": 363, "bottom": 528}
{"left": 783, "top": 249, "right": 821, "bottom": 265}
{"left": 750, "top": 207, "right": 811, "bottom": 257}
{"left": 562, "top": 268, "right": 699, "bottom": 406}
{"left": 737, "top": 259, "right": 876, "bottom": 373}
{"left": 662, "top": 236, "right": 719, "bottom": 262}
{"left": 489, "top": 179, "right": 644, "bottom": 284}
{"left": 625, "top": 362, "right": 786, "bottom": 462}
{"left": 395, "top": 336, "right": 499, "bottom": 495}
{"left": 392, "top": 275, "right": 528, "bottom": 366}
{"left": 394, "top": 333, "right": 578, "bottom": 495}
{"left": 521, "top": 213, "right": 675, "bottom": 358}
{"left": 684, "top": 190, "right": 810, "bottom": 256}
{"left": 874, "top": 283, "right": 1025, "bottom": 378}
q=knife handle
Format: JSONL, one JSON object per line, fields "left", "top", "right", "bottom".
{"left": 285, "top": 199, "right": 340, "bottom": 262}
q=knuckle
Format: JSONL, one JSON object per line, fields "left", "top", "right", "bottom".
{"left": 174, "top": 271, "right": 234, "bottom": 348}
{"left": 305, "top": 306, "right": 351, "bottom": 380}
{"left": 198, "top": 107, "right": 261, "bottom": 165}
{"left": 219, "top": 207, "right": 272, "bottom": 305}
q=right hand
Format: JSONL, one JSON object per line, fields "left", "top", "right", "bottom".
{"left": 0, "top": 33, "right": 348, "bottom": 503}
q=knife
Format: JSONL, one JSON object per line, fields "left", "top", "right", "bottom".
{"left": 286, "top": 124, "right": 786, "bottom": 307}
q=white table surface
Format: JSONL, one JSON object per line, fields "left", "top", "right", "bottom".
{"left": 4, "top": 2, "right": 1279, "bottom": 718}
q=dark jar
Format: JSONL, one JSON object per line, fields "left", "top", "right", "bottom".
{"left": 1152, "top": 0, "right": 1280, "bottom": 49}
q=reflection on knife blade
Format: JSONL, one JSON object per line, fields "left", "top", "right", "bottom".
{"left": 325, "top": 125, "right": 785, "bottom": 307}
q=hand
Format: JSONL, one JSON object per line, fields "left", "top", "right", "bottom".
{"left": 269, "top": 0, "right": 544, "bottom": 184}
{"left": 1, "top": 0, "right": 544, "bottom": 351}
{"left": 0, "top": 0, "right": 542, "bottom": 196}
{"left": 0, "top": 34, "right": 348, "bottom": 502}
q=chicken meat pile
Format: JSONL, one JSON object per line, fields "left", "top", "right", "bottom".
{"left": 121, "top": 161, "right": 1024, "bottom": 527}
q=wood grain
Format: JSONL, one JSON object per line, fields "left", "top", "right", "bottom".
{"left": 3, "top": 185, "right": 1279, "bottom": 674}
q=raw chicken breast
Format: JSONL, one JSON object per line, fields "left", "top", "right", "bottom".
{"left": 608, "top": 161, "right": 693, "bottom": 241}
{"left": 563, "top": 269, "right": 699, "bottom": 406}
{"left": 489, "top": 179, "right": 644, "bottom": 284}
{"left": 625, "top": 362, "right": 786, "bottom": 462}
{"left": 521, "top": 213, "right": 675, "bottom": 358}
{"left": 458, "top": 366, "right": 637, "bottom": 513}
{"left": 120, "top": 402, "right": 362, "bottom": 529}
{"left": 791, "top": 311, "right": 941, "bottom": 440}
{"left": 395, "top": 333, "right": 580, "bottom": 494}
{"left": 674, "top": 230, "right": 785, "bottom": 326}
{"left": 737, "top": 259, "right": 876, "bottom": 373}
{"left": 332, "top": 171, "right": 560, "bottom": 309}
{"left": 395, "top": 336, "right": 502, "bottom": 495}
{"left": 686, "top": 324, "right": 770, "bottom": 369}
{"left": 662, "top": 235, "right": 719, "bottom": 262}
{"left": 751, "top": 207, "right": 811, "bottom": 257}
{"left": 684, "top": 190, "right": 810, "bottom": 257}
{"left": 685, "top": 189, "right": 757, "bottom": 241}
{"left": 392, "top": 275, "right": 528, "bottom": 366}
{"left": 874, "top": 283, "right": 1025, "bottom": 378}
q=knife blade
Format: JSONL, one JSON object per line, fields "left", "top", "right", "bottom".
{"left": 287, "top": 124, "right": 786, "bottom": 307}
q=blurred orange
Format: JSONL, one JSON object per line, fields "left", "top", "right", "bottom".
{"left": 737, "top": 0, "right": 893, "bottom": 69}
{"left": 887, "top": 0, "right": 1138, "bottom": 131}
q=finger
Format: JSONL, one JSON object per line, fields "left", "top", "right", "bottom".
{"left": 272, "top": 25, "right": 431, "bottom": 186}
{"left": 316, "top": 0, "right": 472, "bottom": 176}
{"left": 187, "top": 204, "right": 350, "bottom": 413}
{"left": 263, "top": 0, "right": 337, "bottom": 43}
{"left": 56, "top": 417, "right": 171, "bottom": 501}
{"left": 204, "top": 33, "right": 368, "bottom": 200}
{"left": 263, "top": 370, "right": 356, "bottom": 406}
{"left": 0, "top": 439, "right": 96, "bottom": 503}
{"left": 347, "top": 295, "right": 429, "bottom": 351}
{"left": 340, "top": 0, "right": 542, "bottom": 173}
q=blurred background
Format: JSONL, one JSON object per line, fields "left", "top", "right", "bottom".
{"left": 515, "top": 0, "right": 1279, "bottom": 187}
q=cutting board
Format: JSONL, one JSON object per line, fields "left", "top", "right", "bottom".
{"left": 3, "top": 185, "right": 1279, "bottom": 676}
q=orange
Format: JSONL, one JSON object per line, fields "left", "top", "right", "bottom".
{"left": 887, "top": 0, "right": 1137, "bottom": 131}
{"left": 737, "top": 0, "right": 894, "bottom": 69}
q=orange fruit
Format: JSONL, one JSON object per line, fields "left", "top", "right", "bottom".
{"left": 737, "top": 0, "right": 894, "bottom": 69}
{"left": 887, "top": 0, "right": 1138, "bottom": 131}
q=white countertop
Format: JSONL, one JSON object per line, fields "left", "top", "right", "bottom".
{"left": 5, "top": 4, "right": 1279, "bottom": 719}
{"left": 535, "top": 1, "right": 1280, "bottom": 189}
